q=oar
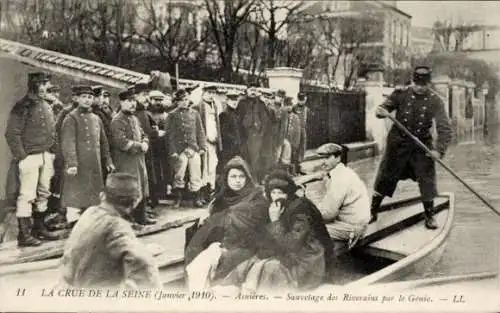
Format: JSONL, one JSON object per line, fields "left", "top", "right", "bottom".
{"left": 386, "top": 114, "right": 499, "bottom": 216}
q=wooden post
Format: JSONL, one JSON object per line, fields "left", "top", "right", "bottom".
{"left": 175, "top": 63, "right": 179, "bottom": 91}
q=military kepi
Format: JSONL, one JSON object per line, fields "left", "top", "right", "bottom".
{"left": 118, "top": 88, "right": 135, "bottom": 101}
{"left": 72, "top": 85, "right": 94, "bottom": 96}
{"left": 316, "top": 143, "right": 343, "bottom": 156}
{"left": 413, "top": 66, "right": 432, "bottom": 85}
{"left": 28, "top": 72, "right": 51, "bottom": 84}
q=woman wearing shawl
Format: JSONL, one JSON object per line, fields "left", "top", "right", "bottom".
{"left": 184, "top": 156, "right": 269, "bottom": 289}
{"left": 214, "top": 170, "right": 332, "bottom": 293}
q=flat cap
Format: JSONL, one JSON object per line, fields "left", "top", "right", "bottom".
{"left": 118, "top": 88, "right": 135, "bottom": 101}
{"left": 414, "top": 66, "right": 431, "bottom": 75}
{"left": 105, "top": 172, "right": 141, "bottom": 198}
{"left": 28, "top": 72, "right": 51, "bottom": 84}
{"left": 149, "top": 90, "right": 166, "bottom": 99}
{"left": 47, "top": 85, "right": 60, "bottom": 93}
{"left": 316, "top": 143, "right": 343, "bottom": 156}
{"left": 71, "top": 85, "right": 94, "bottom": 96}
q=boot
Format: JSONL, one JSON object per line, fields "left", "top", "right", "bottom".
{"left": 193, "top": 191, "right": 205, "bottom": 208}
{"left": 32, "top": 211, "right": 62, "bottom": 241}
{"left": 369, "top": 195, "right": 384, "bottom": 224}
{"left": 133, "top": 201, "right": 156, "bottom": 226}
{"left": 423, "top": 201, "right": 438, "bottom": 230}
{"left": 17, "top": 217, "right": 42, "bottom": 247}
{"left": 173, "top": 188, "right": 183, "bottom": 207}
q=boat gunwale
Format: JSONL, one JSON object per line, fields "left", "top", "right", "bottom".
{"left": 345, "top": 192, "right": 455, "bottom": 287}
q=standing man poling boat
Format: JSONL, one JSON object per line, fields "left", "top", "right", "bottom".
{"left": 110, "top": 88, "right": 156, "bottom": 226}
{"left": 60, "top": 85, "right": 115, "bottom": 222}
{"left": 5, "top": 72, "right": 61, "bottom": 246}
{"left": 370, "top": 66, "right": 453, "bottom": 229}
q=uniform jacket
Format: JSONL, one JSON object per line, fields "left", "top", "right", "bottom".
{"left": 136, "top": 105, "right": 159, "bottom": 186}
{"left": 165, "top": 107, "right": 207, "bottom": 155}
{"left": 110, "top": 111, "right": 149, "bottom": 198}
{"left": 5, "top": 94, "right": 56, "bottom": 160}
{"left": 60, "top": 205, "right": 161, "bottom": 288}
{"left": 60, "top": 108, "right": 113, "bottom": 208}
{"left": 379, "top": 87, "right": 453, "bottom": 156}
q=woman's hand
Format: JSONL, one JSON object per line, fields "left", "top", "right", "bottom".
{"left": 268, "top": 200, "right": 283, "bottom": 222}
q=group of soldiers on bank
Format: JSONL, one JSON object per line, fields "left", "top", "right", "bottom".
{"left": 5, "top": 71, "right": 309, "bottom": 247}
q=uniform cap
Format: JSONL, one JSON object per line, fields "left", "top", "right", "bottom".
{"left": 91, "top": 85, "right": 104, "bottom": 96}
{"left": 226, "top": 91, "right": 241, "bottom": 100}
{"left": 297, "top": 92, "right": 307, "bottom": 101}
{"left": 118, "top": 88, "right": 135, "bottom": 101}
{"left": 71, "top": 85, "right": 94, "bottom": 96}
{"left": 102, "top": 90, "right": 111, "bottom": 97}
{"left": 133, "top": 82, "right": 150, "bottom": 94}
{"left": 316, "top": 143, "right": 343, "bottom": 156}
{"left": 28, "top": 72, "right": 51, "bottom": 84}
{"left": 413, "top": 66, "right": 432, "bottom": 85}
{"left": 173, "top": 89, "right": 189, "bottom": 101}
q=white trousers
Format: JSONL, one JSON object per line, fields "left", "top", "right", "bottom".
{"left": 16, "top": 152, "right": 54, "bottom": 217}
{"left": 202, "top": 143, "right": 218, "bottom": 189}
{"left": 173, "top": 150, "right": 202, "bottom": 192}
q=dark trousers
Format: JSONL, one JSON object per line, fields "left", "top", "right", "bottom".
{"left": 244, "top": 132, "right": 266, "bottom": 182}
{"left": 374, "top": 140, "right": 437, "bottom": 202}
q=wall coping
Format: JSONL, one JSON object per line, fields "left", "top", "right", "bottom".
{"left": 451, "top": 79, "right": 467, "bottom": 87}
{"left": 433, "top": 75, "right": 452, "bottom": 84}
{"left": 265, "top": 67, "right": 304, "bottom": 78}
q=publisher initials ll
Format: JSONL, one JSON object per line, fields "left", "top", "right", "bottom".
{"left": 16, "top": 288, "right": 26, "bottom": 297}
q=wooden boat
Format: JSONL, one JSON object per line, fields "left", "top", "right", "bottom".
{"left": 0, "top": 188, "right": 455, "bottom": 289}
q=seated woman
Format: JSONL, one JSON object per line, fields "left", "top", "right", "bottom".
{"left": 213, "top": 170, "right": 333, "bottom": 294}
{"left": 184, "top": 156, "right": 269, "bottom": 290}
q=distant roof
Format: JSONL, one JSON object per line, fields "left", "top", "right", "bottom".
{"left": 298, "top": 0, "right": 411, "bottom": 18}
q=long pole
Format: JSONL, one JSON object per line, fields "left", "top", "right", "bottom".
{"left": 175, "top": 63, "right": 179, "bottom": 91}
{"left": 387, "top": 114, "right": 499, "bottom": 216}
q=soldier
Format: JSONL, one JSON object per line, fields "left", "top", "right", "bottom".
{"left": 165, "top": 89, "right": 207, "bottom": 208}
{"left": 110, "top": 88, "right": 156, "bottom": 226}
{"left": 5, "top": 72, "right": 61, "bottom": 246}
{"left": 197, "top": 85, "right": 222, "bottom": 203}
{"left": 91, "top": 85, "right": 114, "bottom": 141}
{"left": 370, "top": 66, "right": 453, "bottom": 229}
{"left": 60, "top": 85, "right": 115, "bottom": 220}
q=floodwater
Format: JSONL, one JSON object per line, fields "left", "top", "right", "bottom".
{"left": 338, "top": 125, "right": 500, "bottom": 279}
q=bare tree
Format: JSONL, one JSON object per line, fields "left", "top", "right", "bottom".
{"left": 432, "top": 19, "right": 481, "bottom": 52}
{"left": 138, "top": 0, "right": 205, "bottom": 66}
{"left": 250, "top": 0, "right": 305, "bottom": 68}
{"left": 204, "top": 0, "right": 257, "bottom": 82}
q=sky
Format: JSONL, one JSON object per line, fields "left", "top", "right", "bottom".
{"left": 397, "top": 1, "right": 500, "bottom": 27}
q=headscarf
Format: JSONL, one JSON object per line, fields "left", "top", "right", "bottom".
{"left": 211, "top": 156, "right": 258, "bottom": 214}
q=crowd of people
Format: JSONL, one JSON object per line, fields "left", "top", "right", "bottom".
{"left": 5, "top": 71, "right": 310, "bottom": 247}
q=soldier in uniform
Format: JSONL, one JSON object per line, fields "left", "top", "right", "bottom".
{"left": 370, "top": 66, "right": 453, "bottom": 229}
{"left": 5, "top": 72, "right": 61, "bottom": 246}
{"left": 47, "top": 85, "right": 64, "bottom": 116}
{"left": 110, "top": 88, "right": 156, "bottom": 226}
{"left": 60, "top": 85, "right": 115, "bottom": 219}
{"left": 165, "top": 89, "right": 207, "bottom": 208}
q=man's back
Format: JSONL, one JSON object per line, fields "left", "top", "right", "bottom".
{"left": 60, "top": 205, "right": 160, "bottom": 288}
